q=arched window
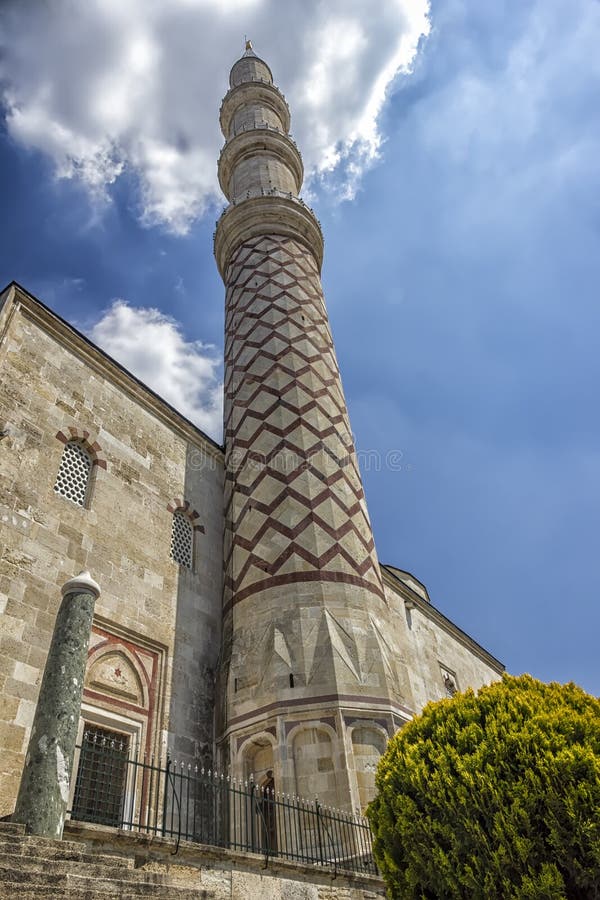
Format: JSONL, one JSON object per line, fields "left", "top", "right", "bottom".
{"left": 170, "top": 510, "right": 193, "bottom": 568}
{"left": 54, "top": 440, "right": 93, "bottom": 507}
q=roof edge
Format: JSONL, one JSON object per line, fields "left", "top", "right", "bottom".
{"left": 2, "top": 280, "right": 224, "bottom": 460}
{"left": 381, "top": 563, "right": 505, "bottom": 674}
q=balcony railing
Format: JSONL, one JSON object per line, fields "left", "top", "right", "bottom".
{"left": 68, "top": 732, "right": 377, "bottom": 876}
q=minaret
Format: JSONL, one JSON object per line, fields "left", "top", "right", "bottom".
{"left": 214, "top": 43, "right": 411, "bottom": 811}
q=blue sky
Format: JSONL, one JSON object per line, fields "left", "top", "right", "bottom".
{"left": 1, "top": 0, "right": 599, "bottom": 695}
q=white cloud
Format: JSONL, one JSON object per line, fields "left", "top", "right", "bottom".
{"left": 0, "top": 0, "right": 429, "bottom": 232}
{"left": 89, "top": 301, "right": 223, "bottom": 440}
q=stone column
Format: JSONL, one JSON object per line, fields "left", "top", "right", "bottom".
{"left": 12, "top": 570, "right": 100, "bottom": 837}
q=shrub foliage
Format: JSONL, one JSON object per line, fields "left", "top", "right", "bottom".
{"left": 368, "top": 674, "right": 600, "bottom": 899}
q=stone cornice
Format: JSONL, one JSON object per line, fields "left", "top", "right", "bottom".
{"left": 381, "top": 565, "right": 505, "bottom": 673}
{"left": 218, "top": 127, "right": 303, "bottom": 199}
{"left": 220, "top": 81, "right": 290, "bottom": 136}
{"left": 3, "top": 282, "right": 224, "bottom": 463}
{"left": 214, "top": 195, "right": 324, "bottom": 278}
{"left": 219, "top": 692, "right": 414, "bottom": 741}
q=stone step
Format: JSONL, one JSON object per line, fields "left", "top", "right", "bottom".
{"left": 0, "top": 821, "right": 26, "bottom": 835}
{"left": 0, "top": 866, "right": 67, "bottom": 889}
{"left": 1, "top": 884, "right": 213, "bottom": 900}
{"left": 0, "top": 861, "right": 204, "bottom": 897}
{"left": 0, "top": 884, "right": 67, "bottom": 900}
{"left": 0, "top": 885, "right": 202, "bottom": 900}
{"left": 80, "top": 887, "right": 205, "bottom": 899}
{"left": 0, "top": 838, "right": 134, "bottom": 866}
{"left": 0, "top": 830, "right": 86, "bottom": 854}
{"left": 66, "top": 873, "right": 205, "bottom": 899}
{"left": 0, "top": 853, "right": 138, "bottom": 880}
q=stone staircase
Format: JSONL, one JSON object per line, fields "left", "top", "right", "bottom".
{"left": 0, "top": 822, "right": 207, "bottom": 899}
{"left": 0, "top": 820, "right": 385, "bottom": 899}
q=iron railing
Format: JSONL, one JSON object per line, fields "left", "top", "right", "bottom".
{"left": 68, "top": 732, "right": 377, "bottom": 876}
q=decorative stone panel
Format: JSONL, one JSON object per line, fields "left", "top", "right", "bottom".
{"left": 292, "top": 726, "right": 338, "bottom": 807}
{"left": 350, "top": 724, "right": 388, "bottom": 812}
{"left": 83, "top": 622, "right": 164, "bottom": 759}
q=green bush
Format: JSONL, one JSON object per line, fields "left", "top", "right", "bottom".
{"left": 367, "top": 674, "right": 600, "bottom": 899}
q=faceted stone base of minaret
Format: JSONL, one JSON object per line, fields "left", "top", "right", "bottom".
{"left": 219, "top": 659, "right": 413, "bottom": 812}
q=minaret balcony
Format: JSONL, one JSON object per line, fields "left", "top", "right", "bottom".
{"left": 219, "top": 81, "right": 291, "bottom": 138}
{"left": 217, "top": 127, "right": 304, "bottom": 200}
{"left": 214, "top": 192, "right": 323, "bottom": 279}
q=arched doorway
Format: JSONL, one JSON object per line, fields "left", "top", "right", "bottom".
{"left": 241, "top": 736, "right": 277, "bottom": 854}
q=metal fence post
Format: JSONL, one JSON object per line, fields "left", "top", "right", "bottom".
{"left": 315, "top": 799, "right": 325, "bottom": 865}
{"left": 161, "top": 757, "right": 171, "bottom": 836}
{"left": 249, "top": 779, "right": 256, "bottom": 853}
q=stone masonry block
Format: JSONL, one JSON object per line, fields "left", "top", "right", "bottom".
{"left": 13, "top": 661, "right": 39, "bottom": 686}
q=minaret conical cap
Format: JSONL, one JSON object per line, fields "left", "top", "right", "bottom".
{"left": 229, "top": 40, "right": 273, "bottom": 87}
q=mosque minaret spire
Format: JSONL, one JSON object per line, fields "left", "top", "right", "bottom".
{"left": 214, "top": 43, "right": 410, "bottom": 810}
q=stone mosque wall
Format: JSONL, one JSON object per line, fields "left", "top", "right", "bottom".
{"left": 0, "top": 283, "right": 224, "bottom": 816}
{"left": 382, "top": 569, "right": 502, "bottom": 715}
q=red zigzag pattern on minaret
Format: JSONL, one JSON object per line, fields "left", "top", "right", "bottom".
{"left": 223, "top": 234, "right": 384, "bottom": 611}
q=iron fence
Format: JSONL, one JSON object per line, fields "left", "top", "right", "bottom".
{"left": 68, "top": 731, "right": 377, "bottom": 876}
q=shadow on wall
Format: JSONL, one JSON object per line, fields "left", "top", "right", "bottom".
{"left": 168, "top": 444, "right": 224, "bottom": 770}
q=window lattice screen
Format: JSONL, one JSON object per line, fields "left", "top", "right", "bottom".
{"left": 71, "top": 725, "right": 130, "bottom": 827}
{"left": 171, "top": 511, "right": 193, "bottom": 568}
{"left": 54, "top": 441, "right": 92, "bottom": 506}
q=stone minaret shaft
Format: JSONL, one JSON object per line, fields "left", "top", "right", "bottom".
{"left": 215, "top": 45, "right": 403, "bottom": 810}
